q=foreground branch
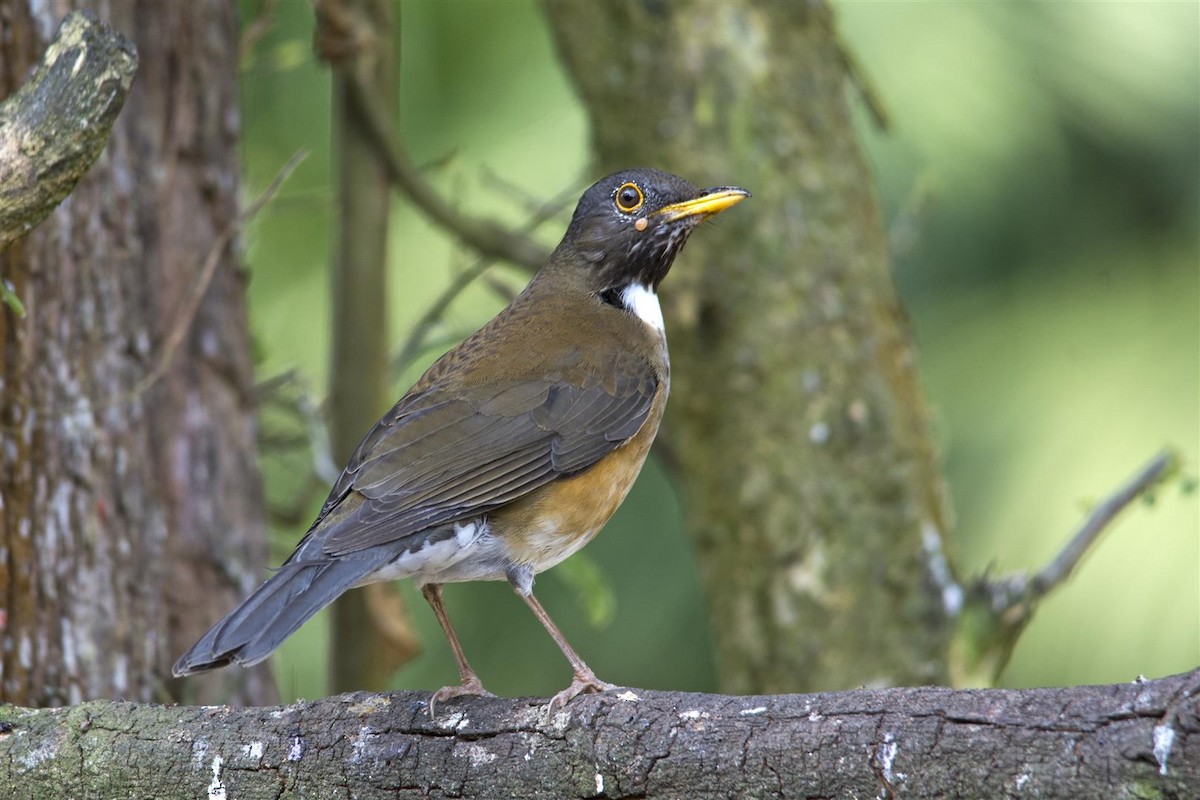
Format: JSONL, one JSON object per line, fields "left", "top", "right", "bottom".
{"left": 1, "top": 671, "right": 1195, "bottom": 798}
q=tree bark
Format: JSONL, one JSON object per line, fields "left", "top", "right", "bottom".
{"left": 542, "top": 0, "right": 954, "bottom": 694}
{"left": 0, "top": 670, "right": 1194, "bottom": 798}
{"left": 0, "top": 0, "right": 275, "bottom": 707}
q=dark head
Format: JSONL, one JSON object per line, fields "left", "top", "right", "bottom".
{"left": 551, "top": 168, "right": 749, "bottom": 294}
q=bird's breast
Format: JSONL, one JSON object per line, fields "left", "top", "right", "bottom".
{"left": 490, "top": 380, "right": 668, "bottom": 573}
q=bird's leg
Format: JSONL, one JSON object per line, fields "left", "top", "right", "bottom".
{"left": 422, "top": 583, "right": 492, "bottom": 716}
{"left": 514, "top": 586, "right": 616, "bottom": 711}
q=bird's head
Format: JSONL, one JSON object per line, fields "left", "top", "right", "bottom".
{"left": 551, "top": 168, "right": 749, "bottom": 295}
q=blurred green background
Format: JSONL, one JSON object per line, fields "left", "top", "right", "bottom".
{"left": 236, "top": 0, "right": 1198, "bottom": 701}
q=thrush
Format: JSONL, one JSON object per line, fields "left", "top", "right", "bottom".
{"left": 173, "top": 168, "right": 749, "bottom": 712}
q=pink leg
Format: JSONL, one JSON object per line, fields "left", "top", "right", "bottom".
{"left": 516, "top": 588, "right": 615, "bottom": 711}
{"left": 422, "top": 584, "right": 492, "bottom": 717}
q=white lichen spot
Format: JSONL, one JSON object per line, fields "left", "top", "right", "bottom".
{"left": 740, "top": 706, "right": 767, "bottom": 716}
{"left": 616, "top": 690, "right": 641, "bottom": 702}
{"left": 875, "top": 733, "right": 906, "bottom": 797}
{"left": 18, "top": 740, "right": 57, "bottom": 771}
{"left": 61, "top": 620, "right": 77, "bottom": 673}
{"left": 243, "top": 741, "right": 264, "bottom": 760}
{"left": 71, "top": 50, "right": 86, "bottom": 77}
{"left": 112, "top": 654, "right": 128, "bottom": 694}
{"left": 350, "top": 727, "right": 371, "bottom": 763}
{"left": 921, "top": 521, "right": 964, "bottom": 616}
{"left": 287, "top": 735, "right": 305, "bottom": 762}
{"left": 207, "top": 755, "right": 226, "bottom": 800}
{"left": 594, "top": 769, "right": 604, "bottom": 795}
{"left": 1153, "top": 723, "right": 1175, "bottom": 776}
{"left": 192, "top": 739, "right": 209, "bottom": 766}
{"left": 459, "top": 742, "right": 496, "bottom": 767}
{"left": 1014, "top": 773, "right": 1030, "bottom": 791}
{"left": 678, "top": 709, "right": 710, "bottom": 720}
{"left": 787, "top": 542, "right": 829, "bottom": 601}
{"left": 437, "top": 711, "right": 467, "bottom": 730}
{"left": 808, "top": 710, "right": 823, "bottom": 722}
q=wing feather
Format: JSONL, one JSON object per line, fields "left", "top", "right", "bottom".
{"left": 313, "top": 350, "right": 660, "bottom": 557}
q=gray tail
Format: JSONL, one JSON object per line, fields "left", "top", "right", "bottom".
{"left": 172, "top": 554, "right": 383, "bottom": 677}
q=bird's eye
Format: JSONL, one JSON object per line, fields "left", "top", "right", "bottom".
{"left": 614, "top": 182, "right": 644, "bottom": 214}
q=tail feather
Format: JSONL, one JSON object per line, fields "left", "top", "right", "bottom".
{"left": 172, "top": 554, "right": 384, "bottom": 676}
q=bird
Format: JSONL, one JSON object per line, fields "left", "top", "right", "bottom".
{"left": 173, "top": 168, "right": 749, "bottom": 713}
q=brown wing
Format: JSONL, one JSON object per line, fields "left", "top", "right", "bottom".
{"left": 308, "top": 350, "right": 660, "bottom": 558}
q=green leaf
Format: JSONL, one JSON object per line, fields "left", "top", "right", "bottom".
{"left": 2, "top": 280, "right": 26, "bottom": 317}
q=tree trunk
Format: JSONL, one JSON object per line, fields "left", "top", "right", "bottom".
{"left": 1, "top": 671, "right": 1194, "bottom": 798}
{"left": 542, "top": 0, "right": 954, "bottom": 694}
{"left": 0, "top": 0, "right": 275, "bottom": 707}
{"left": 319, "top": 0, "right": 408, "bottom": 695}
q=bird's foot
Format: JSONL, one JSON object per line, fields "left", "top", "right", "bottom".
{"left": 428, "top": 677, "right": 494, "bottom": 719}
{"left": 545, "top": 670, "right": 616, "bottom": 715}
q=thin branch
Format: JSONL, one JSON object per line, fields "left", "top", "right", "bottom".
{"left": 389, "top": 182, "right": 576, "bottom": 377}
{"left": 950, "top": 449, "right": 1183, "bottom": 687}
{"left": 126, "top": 150, "right": 307, "bottom": 400}
{"left": 237, "top": 0, "right": 279, "bottom": 65}
{"left": 390, "top": 257, "right": 495, "bottom": 376}
{"left": 345, "top": 72, "right": 551, "bottom": 272}
{"left": 256, "top": 368, "right": 339, "bottom": 486}
{"left": 1030, "top": 449, "right": 1177, "bottom": 598}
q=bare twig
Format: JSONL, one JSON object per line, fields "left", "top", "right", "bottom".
{"left": 389, "top": 182, "right": 576, "bottom": 377}
{"left": 127, "top": 150, "right": 307, "bottom": 400}
{"left": 949, "top": 449, "right": 1183, "bottom": 687}
{"left": 390, "top": 258, "right": 496, "bottom": 376}
{"left": 237, "top": 0, "right": 279, "bottom": 65}
{"left": 1030, "top": 449, "right": 1177, "bottom": 598}
{"left": 345, "top": 73, "right": 551, "bottom": 272}
{"left": 256, "top": 368, "right": 339, "bottom": 486}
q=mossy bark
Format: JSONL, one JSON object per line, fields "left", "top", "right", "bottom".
{"left": 543, "top": 0, "right": 954, "bottom": 693}
{"left": 1, "top": 671, "right": 1194, "bottom": 798}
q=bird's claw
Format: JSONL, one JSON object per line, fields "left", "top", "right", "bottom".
{"left": 545, "top": 671, "right": 616, "bottom": 715}
{"left": 428, "top": 678, "right": 494, "bottom": 719}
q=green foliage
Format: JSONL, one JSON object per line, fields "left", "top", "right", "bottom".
{"left": 1, "top": 279, "right": 24, "bottom": 317}
{"left": 552, "top": 553, "right": 616, "bottom": 629}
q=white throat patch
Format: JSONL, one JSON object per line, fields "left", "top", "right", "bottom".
{"left": 621, "top": 283, "right": 665, "bottom": 335}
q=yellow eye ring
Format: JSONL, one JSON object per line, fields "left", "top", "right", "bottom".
{"left": 614, "top": 182, "right": 644, "bottom": 214}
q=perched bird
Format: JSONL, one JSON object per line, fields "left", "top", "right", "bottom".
{"left": 174, "top": 168, "right": 749, "bottom": 712}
